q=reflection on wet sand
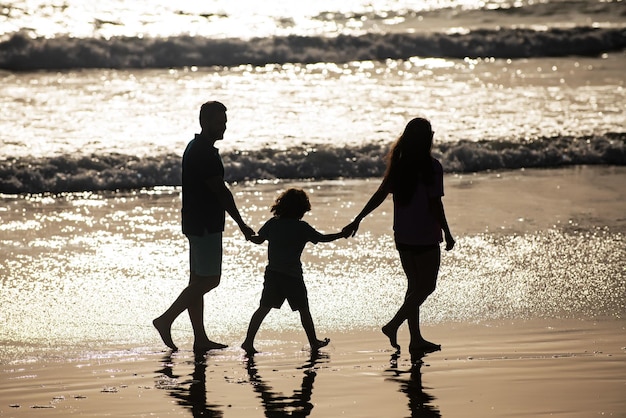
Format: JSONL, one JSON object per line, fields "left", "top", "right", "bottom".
{"left": 155, "top": 352, "right": 224, "bottom": 418}
{"left": 245, "top": 351, "right": 328, "bottom": 417}
{"left": 154, "top": 350, "right": 328, "bottom": 417}
{"left": 385, "top": 353, "right": 441, "bottom": 417}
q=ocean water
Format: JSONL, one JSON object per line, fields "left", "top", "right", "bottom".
{"left": 0, "top": 0, "right": 625, "bottom": 364}
{"left": 1, "top": 0, "right": 625, "bottom": 193}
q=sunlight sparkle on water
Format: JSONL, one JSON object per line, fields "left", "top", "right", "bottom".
{"left": 1, "top": 179, "right": 624, "bottom": 363}
{"left": 3, "top": 0, "right": 499, "bottom": 39}
{"left": 2, "top": 200, "right": 623, "bottom": 352}
{"left": 2, "top": 55, "right": 624, "bottom": 159}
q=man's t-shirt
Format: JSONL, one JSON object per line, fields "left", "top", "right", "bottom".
{"left": 258, "top": 217, "right": 323, "bottom": 277}
{"left": 181, "top": 134, "right": 225, "bottom": 236}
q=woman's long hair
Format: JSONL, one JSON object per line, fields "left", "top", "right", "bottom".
{"left": 384, "top": 118, "right": 434, "bottom": 206}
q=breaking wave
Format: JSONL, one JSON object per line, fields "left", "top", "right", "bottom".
{"left": 1, "top": 26, "right": 625, "bottom": 71}
{"left": 1, "top": 133, "right": 624, "bottom": 194}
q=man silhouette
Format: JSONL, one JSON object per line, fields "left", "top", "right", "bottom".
{"left": 154, "top": 100, "right": 254, "bottom": 353}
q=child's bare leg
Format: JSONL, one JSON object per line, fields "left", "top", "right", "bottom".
{"left": 241, "top": 306, "right": 271, "bottom": 355}
{"left": 299, "top": 308, "right": 329, "bottom": 350}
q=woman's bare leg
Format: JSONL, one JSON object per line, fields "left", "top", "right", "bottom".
{"left": 383, "top": 248, "right": 440, "bottom": 351}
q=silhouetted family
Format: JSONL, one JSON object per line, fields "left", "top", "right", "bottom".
{"left": 154, "top": 100, "right": 455, "bottom": 360}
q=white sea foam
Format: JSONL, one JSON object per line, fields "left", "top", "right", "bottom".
{"left": 1, "top": 133, "right": 624, "bottom": 193}
{"left": 2, "top": 27, "right": 625, "bottom": 71}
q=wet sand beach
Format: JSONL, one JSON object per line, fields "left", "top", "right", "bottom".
{"left": 1, "top": 319, "right": 624, "bottom": 417}
{"left": 1, "top": 166, "right": 625, "bottom": 417}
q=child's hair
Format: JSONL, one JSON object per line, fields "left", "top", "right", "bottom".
{"left": 271, "top": 188, "right": 311, "bottom": 219}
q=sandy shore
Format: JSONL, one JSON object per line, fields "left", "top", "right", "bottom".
{"left": 1, "top": 166, "right": 625, "bottom": 417}
{"left": 1, "top": 317, "right": 624, "bottom": 418}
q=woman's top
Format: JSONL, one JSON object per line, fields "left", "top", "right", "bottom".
{"left": 391, "top": 158, "right": 444, "bottom": 246}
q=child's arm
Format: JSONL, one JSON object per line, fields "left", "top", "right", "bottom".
{"left": 318, "top": 230, "right": 350, "bottom": 243}
{"left": 249, "top": 235, "right": 266, "bottom": 245}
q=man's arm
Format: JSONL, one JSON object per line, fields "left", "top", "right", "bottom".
{"left": 205, "top": 176, "right": 254, "bottom": 239}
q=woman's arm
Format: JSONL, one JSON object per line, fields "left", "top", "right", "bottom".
{"left": 342, "top": 180, "right": 391, "bottom": 237}
{"left": 430, "top": 197, "right": 455, "bottom": 251}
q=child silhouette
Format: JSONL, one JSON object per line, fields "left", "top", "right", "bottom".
{"left": 242, "top": 188, "right": 349, "bottom": 355}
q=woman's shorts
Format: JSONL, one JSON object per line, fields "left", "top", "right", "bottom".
{"left": 260, "top": 269, "right": 309, "bottom": 312}
{"left": 187, "top": 232, "right": 222, "bottom": 277}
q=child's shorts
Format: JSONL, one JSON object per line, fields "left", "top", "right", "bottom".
{"left": 260, "top": 269, "right": 309, "bottom": 312}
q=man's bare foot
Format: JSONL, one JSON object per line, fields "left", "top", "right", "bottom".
{"left": 193, "top": 340, "right": 228, "bottom": 353}
{"left": 382, "top": 325, "right": 400, "bottom": 351}
{"left": 311, "top": 338, "right": 330, "bottom": 351}
{"left": 241, "top": 342, "right": 258, "bottom": 356}
{"left": 153, "top": 317, "right": 178, "bottom": 351}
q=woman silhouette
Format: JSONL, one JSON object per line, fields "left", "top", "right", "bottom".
{"left": 343, "top": 117, "right": 455, "bottom": 357}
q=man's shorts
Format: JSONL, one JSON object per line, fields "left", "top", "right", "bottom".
{"left": 187, "top": 232, "right": 222, "bottom": 276}
{"left": 260, "top": 269, "right": 309, "bottom": 312}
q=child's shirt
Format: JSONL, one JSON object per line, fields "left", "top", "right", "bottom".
{"left": 258, "top": 217, "right": 323, "bottom": 277}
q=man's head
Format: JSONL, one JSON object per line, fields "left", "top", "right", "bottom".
{"left": 199, "top": 101, "right": 227, "bottom": 140}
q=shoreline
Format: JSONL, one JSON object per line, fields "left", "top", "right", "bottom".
{"left": 1, "top": 317, "right": 624, "bottom": 417}
{"left": 1, "top": 165, "right": 624, "bottom": 235}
